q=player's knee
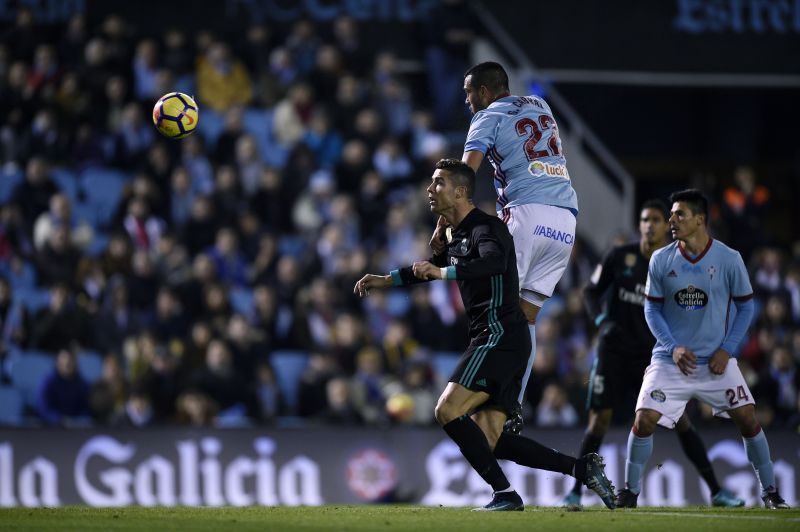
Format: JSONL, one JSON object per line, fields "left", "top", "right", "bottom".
{"left": 675, "top": 415, "right": 692, "bottom": 433}
{"left": 632, "top": 411, "right": 656, "bottom": 436}
{"left": 483, "top": 427, "right": 501, "bottom": 450}
{"left": 731, "top": 405, "right": 759, "bottom": 436}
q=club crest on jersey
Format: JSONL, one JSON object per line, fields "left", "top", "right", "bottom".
{"left": 527, "top": 161, "right": 569, "bottom": 179}
{"left": 650, "top": 389, "right": 666, "bottom": 403}
{"left": 625, "top": 253, "right": 637, "bottom": 267}
{"left": 675, "top": 284, "right": 708, "bottom": 310}
{"left": 668, "top": 270, "right": 678, "bottom": 277}
{"left": 707, "top": 265, "right": 717, "bottom": 280}
{"left": 458, "top": 238, "right": 468, "bottom": 254}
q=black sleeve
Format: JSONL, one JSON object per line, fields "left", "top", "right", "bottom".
{"left": 395, "top": 254, "right": 447, "bottom": 286}
{"left": 583, "top": 248, "right": 616, "bottom": 324}
{"left": 454, "top": 223, "right": 507, "bottom": 280}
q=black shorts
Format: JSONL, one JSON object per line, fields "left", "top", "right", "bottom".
{"left": 449, "top": 324, "right": 531, "bottom": 416}
{"left": 586, "top": 344, "right": 651, "bottom": 412}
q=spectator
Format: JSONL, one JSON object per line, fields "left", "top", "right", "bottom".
{"left": 30, "top": 284, "right": 92, "bottom": 352}
{"left": 722, "top": 165, "right": 770, "bottom": 262}
{"left": 88, "top": 354, "right": 128, "bottom": 425}
{"left": 121, "top": 386, "right": 155, "bottom": 427}
{"left": 10, "top": 156, "right": 58, "bottom": 231}
{"left": 36, "top": 348, "right": 91, "bottom": 425}
{"left": 175, "top": 389, "right": 217, "bottom": 426}
{"left": 320, "top": 376, "right": 361, "bottom": 424}
{"left": 536, "top": 382, "right": 579, "bottom": 428}
{"left": 196, "top": 42, "right": 253, "bottom": 112}
{"left": 33, "top": 193, "right": 93, "bottom": 251}
{"left": 95, "top": 280, "right": 140, "bottom": 354}
{"left": 0, "top": 276, "right": 28, "bottom": 355}
{"left": 35, "top": 225, "right": 81, "bottom": 288}
{"left": 190, "top": 339, "right": 256, "bottom": 418}
{"left": 350, "top": 346, "right": 393, "bottom": 424}
{"left": 122, "top": 197, "right": 165, "bottom": 253}
{"left": 754, "top": 346, "right": 800, "bottom": 427}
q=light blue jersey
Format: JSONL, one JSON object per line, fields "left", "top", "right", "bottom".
{"left": 464, "top": 95, "right": 578, "bottom": 214}
{"left": 645, "top": 239, "right": 753, "bottom": 364}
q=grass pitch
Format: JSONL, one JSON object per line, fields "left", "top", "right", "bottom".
{"left": 1, "top": 505, "right": 799, "bottom": 531}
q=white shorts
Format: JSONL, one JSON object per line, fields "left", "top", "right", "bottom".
{"left": 500, "top": 203, "right": 576, "bottom": 303}
{"left": 635, "top": 359, "right": 755, "bottom": 429}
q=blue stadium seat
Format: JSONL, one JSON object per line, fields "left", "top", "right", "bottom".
{"left": 241, "top": 108, "right": 289, "bottom": 166}
{"left": 0, "top": 169, "right": 23, "bottom": 203}
{"left": 229, "top": 287, "right": 255, "bottom": 316}
{"left": 72, "top": 201, "right": 100, "bottom": 228}
{"left": 77, "top": 351, "right": 103, "bottom": 383}
{"left": 80, "top": 168, "right": 129, "bottom": 226}
{"left": 1, "top": 259, "right": 37, "bottom": 290}
{"left": 197, "top": 108, "right": 224, "bottom": 147}
{"left": 9, "top": 351, "right": 55, "bottom": 407}
{"left": 50, "top": 167, "right": 80, "bottom": 202}
{"left": 431, "top": 351, "right": 461, "bottom": 384}
{"left": 86, "top": 231, "right": 110, "bottom": 256}
{"left": 269, "top": 350, "right": 309, "bottom": 414}
{"left": 14, "top": 287, "right": 51, "bottom": 314}
{"left": 0, "top": 386, "right": 24, "bottom": 426}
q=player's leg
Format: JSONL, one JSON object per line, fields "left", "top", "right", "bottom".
{"left": 562, "top": 407, "right": 612, "bottom": 508}
{"left": 727, "top": 404, "right": 789, "bottom": 509}
{"left": 486, "top": 408, "right": 617, "bottom": 509}
{"left": 502, "top": 294, "right": 541, "bottom": 434}
{"left": 618, "top": 407, "right": 661, "bottom": 507}
{"left": 701, "top": 359, "right": 788, "bottom": 509}
{"left": 565, "top": 348, "right": 618, "bottom": 506}
{"left": 435, "top": 382, "right": 517, "bottom": 504}
{"left": 503, "top": 204, "right": 575, "bottom": 434}
{"left": 674, "top": 413, "right": 743, "bottom": 507}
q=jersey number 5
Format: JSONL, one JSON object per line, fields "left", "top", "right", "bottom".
{"left": 515, "top": 115, "right": 562, "bottom": 160}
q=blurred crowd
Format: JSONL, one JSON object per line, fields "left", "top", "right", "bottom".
{"left": 0, "top": 8, "right": 797, "bottom": 431}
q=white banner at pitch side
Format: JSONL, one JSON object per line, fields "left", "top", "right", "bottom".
{"left": 0, "top": 428, "right": 797, "bottom": 507}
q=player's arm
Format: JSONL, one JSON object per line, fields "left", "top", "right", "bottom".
{"left": 462, "top": 150, "right": 485, "bottom": 174}
{"left": 710, "top": 253, "right": 756, "bottom": 373}
{"left": 462, "top": 111, "right": 495, "bottom": 174}
{"left": 356, "top": 253, "right": 450, "bottom": 295}
{"left": 447, "top": 224, "right": 507, "bottom": 280}
{"left": 583, "top": 249, "right": 616, "bottom": 326}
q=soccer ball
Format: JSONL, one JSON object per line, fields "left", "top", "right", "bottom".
{"left": 152, "top": 92, "right": 199, "bottom": 139}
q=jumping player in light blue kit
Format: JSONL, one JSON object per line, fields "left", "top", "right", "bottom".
{"left": 430, "top": 61, "right": 578, "bottom": 434}
{"left": 618, "top": 189, "right": 789, "bottom": 509}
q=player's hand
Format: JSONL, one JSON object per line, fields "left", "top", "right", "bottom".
{"left": 353, "top": 274, "right": 392, "bottom": 297}
{"left": 672, "top": 346, "right": 697, "bottom": 376}
{"left": 708, "top": 349, "right": 730, "bottom": 375}
{"left": 429, "top": 216, "right": 450, "bottom": 255}
{"left": 412, "top": 261, "right": 441, "bottom": 280}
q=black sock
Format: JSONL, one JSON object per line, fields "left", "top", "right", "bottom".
{"left": 494, "top": 432, "right": 576, "bottom": 476}
{"left": 570, "top": 432, "right": 604, "bottom": 494}
{"left": 443, "top": 416, "right": 510, "bottom": 492}
{"left": 677, "top": 426, "right": 720, "bottom": 495}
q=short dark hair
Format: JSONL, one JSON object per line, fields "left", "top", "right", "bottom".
{"left": 435, "top": 158, "right": 475, "bottom": 199}
{"left": 669, "top": 189, "right": 709, "bottom": 224}
{"left": 464, "top": 62, "right": 509, "bottom": 94}
{"left": 640, "top": 198, "right": 668, "bottom": 221}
